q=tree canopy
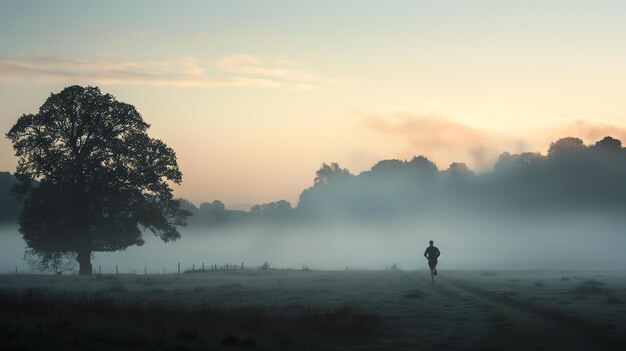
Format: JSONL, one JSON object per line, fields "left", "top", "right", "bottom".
{"left": 314, "top": 162, "right": 352, "bottom": 186}
{"left": 6, "top": 85, "right": 190, "bottom": 274}
{"left": 296, "top": 136, "right": 626, "bottom": 219}
{"left": 250, "top": 200, "right": 293, "bottom": 216}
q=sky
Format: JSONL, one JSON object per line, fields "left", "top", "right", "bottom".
{"left": 2, "top": 0, "right": 626, "bottom": 207}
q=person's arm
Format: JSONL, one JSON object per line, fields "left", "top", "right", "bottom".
{"left": 435, "top": 248, "right": 441, "bottom": 258}
{"left": 424, "top": 248, "right": 428, "bottom": 259}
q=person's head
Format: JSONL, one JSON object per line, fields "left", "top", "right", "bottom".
{"left": 429, "top": 240, "right": 434, "bottom": 246}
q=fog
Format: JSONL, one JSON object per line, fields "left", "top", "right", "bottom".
{"left": 3, "top": 208, "right": 626, "bottom": 274}
{"left": 3, "top": 136, "right": 626, "bottom": 274}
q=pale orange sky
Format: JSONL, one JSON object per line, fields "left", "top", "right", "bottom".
{"left": 2, "top": 1, "right": 626, "bottom": 207}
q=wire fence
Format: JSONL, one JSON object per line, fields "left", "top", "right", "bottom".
{"left": 3, "top": 262, "right": 389, "bottom": 275}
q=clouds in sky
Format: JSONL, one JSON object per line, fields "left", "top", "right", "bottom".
{"left": 359, "top": 113, "right": 626, "bottom": 171}
{"left": 360, "top": 113, "right": 525, "bottom": 170}
{"left": 216, "top": 54, "right": 314, "bottom": 82}
{"left": 563, "top": 119, "right": 626, "bottom": 144}
{"left": 0, "top": 55, "right": 316, "bottom": 89}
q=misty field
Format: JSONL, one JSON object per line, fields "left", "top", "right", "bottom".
{"left": 1, "top": 269, "right": 626, "bottom": 350}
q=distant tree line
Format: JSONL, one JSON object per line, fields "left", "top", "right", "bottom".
{"left": 179, "top": 199, "right": 294, "bottom": 227}
{"left": 170, "top": 135, "right": 626, "bottom": 226}
{"left": 297, "top": 136, "right": 626, "bottom": 219}
{"left": 6, "top": 135, "right": 626, "bottom": 229}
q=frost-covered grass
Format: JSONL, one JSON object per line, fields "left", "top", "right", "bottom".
{"left": 1, "top": 269, "right": 626, "bottom": 350}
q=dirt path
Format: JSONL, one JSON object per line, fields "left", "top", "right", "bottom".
{"left": 397, "top": 271, "right": 626, "bottom": 351}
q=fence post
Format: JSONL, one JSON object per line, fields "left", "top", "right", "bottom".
{"left": 202, "top": 262, "right": 205, "bottom": 271}
{"left": 98, "top": 266, "right": 101, "bottom": 274}
{"left": 192, "top": 264, "right": 195, "bottom": 272}
{"left": 178, "top": 262, "right": 180, "bottom": 274}
{"left": 116, "top": 265, "right": 118, "bottom": 275}
{"left": 144, "top": 267, "right": 147, "bottom": 275}
{"left": 241, "top": 261, "right": 244, "bottom": 270}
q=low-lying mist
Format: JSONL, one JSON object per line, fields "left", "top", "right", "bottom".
{"left": 2, "top": 209, "right": 625, "bottom": 274}
{"left": 3, "top": 135, "right": 626, "bottom": 274}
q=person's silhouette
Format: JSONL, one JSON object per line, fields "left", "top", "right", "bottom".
{"left": 424, "top": 240, "right": 441, "bottom": 276}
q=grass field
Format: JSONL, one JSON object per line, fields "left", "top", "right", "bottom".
{"left": 1, "top": 269, "right": 626, "bottom": 350}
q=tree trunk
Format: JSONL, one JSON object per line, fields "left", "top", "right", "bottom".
{"left": 77, "top": 249, "right": 92, "bottom": 275}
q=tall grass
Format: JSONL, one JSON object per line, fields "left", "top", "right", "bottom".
{"left": 0, "top": 288, "right": 381, "bottom": 350}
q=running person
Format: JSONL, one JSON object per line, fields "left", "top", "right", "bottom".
{"left": 424, "top": 240, "right": 441, "bottom": 276}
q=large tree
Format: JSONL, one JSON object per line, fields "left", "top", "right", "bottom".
{"left": 6, "top": 86, "right": 190, "bottom": 275}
